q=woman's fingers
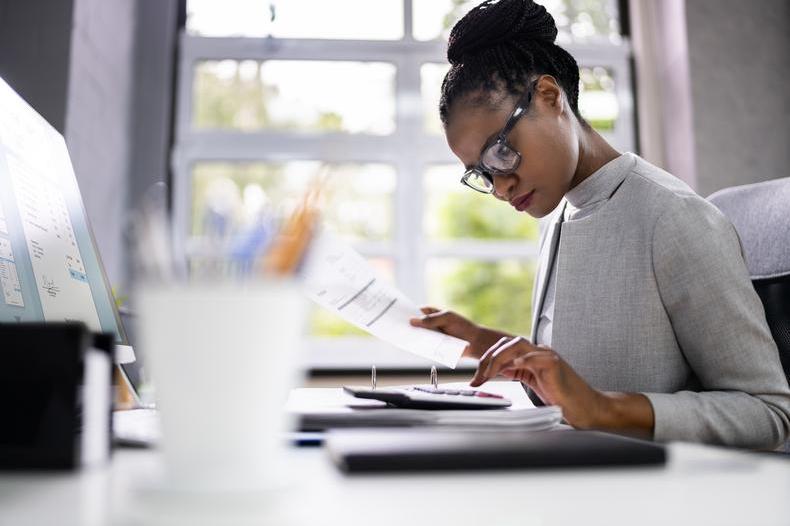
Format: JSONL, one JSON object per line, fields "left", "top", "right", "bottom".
{"left": 409, "top": 309, "right": 484, "bottom": 346}
{"left": 474, "top": 341, "right": 605, "bottom": 430}
{"left": 485, "top": 338, "right": 531, "bottom": 381}
{"left": 506, "top": 351, "right": 565, "bottom": 404}
{"left": 510, "top": 350, "right": 557, "bottom": 368}
{"left": 499, "top": 366, "right": 537, "bottom": 389}
{"left": 471, "top": 336, "right": 527, "bottom": 386}
{"left": 409, "top": 308, "right": 448, "bottom": 329}
{"left": 474, "top": 336, "right": 511, "bottom": 373}
{"left": 419, "top": 306, "right": 440, "bottom": 316}
{"left": 471, "top": 338, "right": 556, "bottom": 387}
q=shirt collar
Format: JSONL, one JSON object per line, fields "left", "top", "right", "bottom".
{"left": 564, "top": 152, "right": 634, "bottom": 211}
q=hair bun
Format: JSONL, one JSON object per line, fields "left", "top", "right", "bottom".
{"left": 447, "top": 0, "right": 558, "bottom": 66}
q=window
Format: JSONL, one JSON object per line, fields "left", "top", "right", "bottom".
{"left": 174, "top": 0, "right": 634, "bottom": 369}
{"left": 192, "top": 60, "right": 396, "bottom": 134}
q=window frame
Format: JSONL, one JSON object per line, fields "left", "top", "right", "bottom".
{"left": 172, "top": 0, "right": 634, "bottom": 370}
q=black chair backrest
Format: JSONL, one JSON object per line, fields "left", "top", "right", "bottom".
{"left": 753, "top": 276, "right": 790, "bottom": 382}
{"left": 708, "top": 178, "right": 790, "bottom": 383}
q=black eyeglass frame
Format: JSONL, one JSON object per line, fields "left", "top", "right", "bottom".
{"left": 459, "top": 80, "right": 538, "bottom": 194}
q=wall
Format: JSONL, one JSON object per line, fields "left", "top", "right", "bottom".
{"left": 65, "top": 0, "right": 136, "bottom": 288}
{"left": 685, "top": 0, "right": 790, "bottom": 196}
{"left": 0, "top": 0, "right": 179, "bottom": 290}
{"left": 630, "top": 0, "right": 697, "bottom": 188}
{"left": 127, "top": 0, "right": 179, "bottom": 214}
{"left": 0, "top": 0, "right": 74, "bottom": 132}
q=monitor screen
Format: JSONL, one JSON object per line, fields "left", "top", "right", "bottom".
{"left": 0, "top": 76, "right": 127, "bottom": 345}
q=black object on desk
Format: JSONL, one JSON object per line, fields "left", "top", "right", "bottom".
{"left": 0, "top": 322, "right": 115, "bottom": 470}
{"left": 327, "top": 428, "right": 666, "bottom": 473}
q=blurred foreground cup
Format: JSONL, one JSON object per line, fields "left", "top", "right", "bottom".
{"left": 136, "top": 280, "right": 306, "bottom": 491}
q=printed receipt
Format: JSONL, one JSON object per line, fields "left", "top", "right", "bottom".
{"left": 300, "top": 230, "right": 466, "bottom": 368}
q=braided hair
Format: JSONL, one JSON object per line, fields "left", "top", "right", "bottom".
{"left": 439, "top": 0, "right": 587, "bottom": 128}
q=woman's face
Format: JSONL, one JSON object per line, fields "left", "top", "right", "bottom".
{"left": 444, "top": 76, "right": 580, "bottom": 218}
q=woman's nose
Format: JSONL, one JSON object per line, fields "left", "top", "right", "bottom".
{"left": 492, "top": 173, "right": 517, "bottom": 201}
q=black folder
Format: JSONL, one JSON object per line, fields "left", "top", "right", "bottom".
{"left": 326, "top": 428, "right": 666, "bottom": 473}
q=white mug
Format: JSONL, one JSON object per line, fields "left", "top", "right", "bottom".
{"left": 136, "top": 280, "right": 306, "bottom": 491}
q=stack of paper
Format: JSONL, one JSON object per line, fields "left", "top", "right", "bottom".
{"left": 431, "top": 407, "right": 561, "bottom": 428}
{"left": 287, "top": 381, "right": 563, "bottom": 432}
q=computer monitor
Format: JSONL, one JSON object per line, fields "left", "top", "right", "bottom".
{"left": 0, "top": 75, "right": 140, "bottom": 399}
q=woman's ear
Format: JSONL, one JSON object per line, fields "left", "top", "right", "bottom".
{"left": 533, "top": 75, "right": 564, "bottom": 117}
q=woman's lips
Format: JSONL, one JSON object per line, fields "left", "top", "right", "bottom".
{"left": 510, "top": 190, "right": 536, "bottom": 211}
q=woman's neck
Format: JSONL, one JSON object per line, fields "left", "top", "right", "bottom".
{"left": 568, "top": 127, "right": 621, "bottom": 191}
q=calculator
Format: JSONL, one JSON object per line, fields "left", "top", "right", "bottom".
{"left": 343, "top": 386, "right": 512, "bottom": 410}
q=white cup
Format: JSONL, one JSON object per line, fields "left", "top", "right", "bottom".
{"left": 136, "top": 280, "right": 306, "bottom": 491}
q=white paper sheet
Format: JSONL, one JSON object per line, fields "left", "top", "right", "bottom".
{"left": 286, "top": 382, "right": 562, "bottom": 431}
{"left": 300, "top": 229, "right": 466, "bottom": 368}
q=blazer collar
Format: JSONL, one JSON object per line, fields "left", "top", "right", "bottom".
{"left": 530, "top": 201, "right": 567, "bottom": 342}
{"left": 565, "top": 152, "right": 634, "bottom": 212}
{"left": 529, "top": 154, "right": 634, "bottom": 342}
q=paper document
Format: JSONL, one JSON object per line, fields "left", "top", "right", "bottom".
{"left": 287, "top": 382, "right": 563, "bottom": 432}
{"left": 300, "top": 230, "right": 466, "bottom": 368}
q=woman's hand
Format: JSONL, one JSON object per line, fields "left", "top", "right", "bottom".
{"left": 409, "top": 307, "right": 512, "bottom": 360}
{"left": 471, "top": 336, "right": 655, "bottom": 437}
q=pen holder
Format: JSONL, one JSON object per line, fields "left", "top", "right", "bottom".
{"left": 0, "top": 322, "right": 114, "bottom": 470}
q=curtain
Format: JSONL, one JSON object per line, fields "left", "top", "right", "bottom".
{"left": 629, "top": 0, "right": 697, "bottom": 189}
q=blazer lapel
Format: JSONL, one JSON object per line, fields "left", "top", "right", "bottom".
{"left": 530, "top": 201, "right": 567, "bottom": 342}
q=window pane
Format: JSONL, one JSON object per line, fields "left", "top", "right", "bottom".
{"left": 579, "top": 66, "right": 618, "bottom": 132}
{"left": 187, "top": 0, "right": 403, "bottom": 40}
{"left": 413, "top": 0, "right": 620, "bottom": 43}
{"left": 191, "top": 162, "right": 395, "bottom": 242}
{"left": 551, "top": 0, "right": 621, "bottom": 42}
{"left": 422, "top": 62, "right": 619, "bottom": 135}
{"left": 421, "top": 63, "right": 450, "bottom": 135}
{"left": 427, "top": 259, "right": 536, "bottom": 337}
{"left": 193, "top": 60, "right": 396, "bottom": 134}
{"left": 424, "top": 165, "right": 539, "bottom": 241}
{"left": 310, "top": 258, "right": 395, "bottom": 337}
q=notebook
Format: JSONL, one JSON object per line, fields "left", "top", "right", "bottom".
{"left": 326, "top": 428, "right": 666, "bottom": 473}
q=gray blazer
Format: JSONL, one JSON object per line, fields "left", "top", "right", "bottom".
{"left": 530, "top": 153, "right": 790, "bottom": 449}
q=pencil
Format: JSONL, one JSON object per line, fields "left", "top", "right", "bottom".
{"left": 264, "top": 181, "right": 323, "bottom": 275}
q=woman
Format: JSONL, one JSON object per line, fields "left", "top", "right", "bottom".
{"left": 410, "top": 0, "right": 790, "bottom": 449}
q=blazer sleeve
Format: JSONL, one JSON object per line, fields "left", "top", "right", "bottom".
{"left": 643, "top": 196, "right": 790, "bottom": 449}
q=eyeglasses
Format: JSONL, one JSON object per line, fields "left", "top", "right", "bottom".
{"left": 460, "top": 81, "right": 536, "bottom": 194}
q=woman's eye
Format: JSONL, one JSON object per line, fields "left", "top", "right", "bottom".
{"left": 494, "top": 144, "right": 511, "bottom": 156}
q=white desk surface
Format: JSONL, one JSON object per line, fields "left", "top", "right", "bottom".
{"left": 1, "top": 440, "right": 789, "bottom": 526}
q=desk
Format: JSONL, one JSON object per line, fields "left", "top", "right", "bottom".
{"left": 1, "top": 441, "right": 789, "bottom": 526}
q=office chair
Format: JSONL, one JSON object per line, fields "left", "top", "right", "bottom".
{"left": 710, "top": 178, "right": 790, "bottom": 453}
{"left": 708, "top": 177, "right": 790, "bottom": 388}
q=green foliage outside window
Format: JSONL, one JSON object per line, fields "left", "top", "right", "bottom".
{"left": 310, "top": 308, "right": 369, "bottom": 337}
{"left": 194, "top": 61, "right": 274, "bottom": 131}
{"left": 193, "top": 61, "right": 347, "bottom": 132}
{"left": 430, "top": 191, "right": 538, "bottom": 337}
{"left": 433, "top": 259, "right": 537, "bottom": 338}
{"left": 434, "top": 191, "right": 539, "bottom": 240}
